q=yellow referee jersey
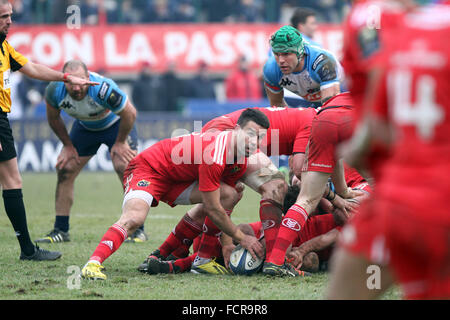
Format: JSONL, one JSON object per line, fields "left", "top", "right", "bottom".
{"left": 0, "top": 37, "right": 28, "bottom": 113}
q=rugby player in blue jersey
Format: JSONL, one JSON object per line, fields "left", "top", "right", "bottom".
{"left": 35, "top": 60, "right": 146, "bottom": 244}
{"left": 264, "top": 25, "right": 343, "bottom": 107}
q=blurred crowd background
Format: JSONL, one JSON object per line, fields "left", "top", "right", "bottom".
{"left": 11, "top": 0, "right": 349, "bottom": 24}
{"left": 8, "top": 0, "right": 351, "bottom": 119}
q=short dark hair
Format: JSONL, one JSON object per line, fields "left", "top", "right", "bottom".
{"left": 62, "top": 59, "right": 89, "bottom": 76}
{"left": 290, "top": 8, "right": 316, "bottom": 27}
{"left": 283, "top": 185, "right": 300, "bottom": 214}
{"left": 237, "top": 108, "right": 270, "bottom": 130}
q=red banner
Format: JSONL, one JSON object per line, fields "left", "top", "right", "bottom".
{"left": 8, "top": 24, "right": 343, "bottom": 73}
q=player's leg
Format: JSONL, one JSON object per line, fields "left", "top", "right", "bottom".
{"left": 82, "top": 193, "right": 153, "bottom": 280}
{"left": 241, "top": 151, "right": 287, "bottom": 264}
{"left": 326, "top": 247, "right": 394, "bottom": 299}
{"left": 190, "top": 183, "right": 242, "bottom": 274}
{"left": 264, "top": 170, "right": 329, "bottom": 276}
{"left": 0, "top": 157, "right": 61, "bottom": 260}
{"left": 106, "top": 123, "right": 145, "bottom": 243}
{"left": 36, "top": 155, "right": 92, "bottom": 244}
{"left": 37, "top": 120, "right": 99, "bottom": 243}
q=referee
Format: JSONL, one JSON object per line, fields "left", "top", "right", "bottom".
{"left": 0, "top": 1, "right": 98, "bottom": 260}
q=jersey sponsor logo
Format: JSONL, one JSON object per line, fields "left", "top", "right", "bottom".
{"left": 281, "top": 217, "right": 301, "bottom": 232}
{"left": 312, "top": 54, "right": 325, "bottom": 71}
{"left": 357, "top": 27, "right": 380, "bottom": 59}
{"left": 107, "top": 89, "right": 123, "bottom": 109}
{"left": 60, "top": 101, "right": 75, "bottom": 110}
{"left": 230, "top": 165, "right": 241, "bottom": 173}
{"left": 262, "top": 219, "right": 276, "bottom": 230}
{"left": 137, "top": 180, "right": 150, "bottom": 187}
{"left": 311, "top": 162, "right": 332, "bottom": 168}
{"left": 316, "top": 57, "right": 337, "bottom": 82}
{"left": 279, "top": 78, "right": 295, "bottom": 87}
{"left": 97, "top": 82, "right": 110, "bottom": 100}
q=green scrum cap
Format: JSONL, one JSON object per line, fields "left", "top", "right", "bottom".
{"left": 270, "top": 25, "right": 305, "bottom": 57}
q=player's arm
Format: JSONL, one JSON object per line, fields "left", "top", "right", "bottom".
{"left": 287, "top": 229, "right": 339, "bottom": 269}
{"left": 46, "top": 101, "right": 80, "bottom": 169}
{"left": 320, "top": 83, "right": 340, "bottom": 104}
{"left": 111, "top": 99, "right": 137, "bottom": 163}
{"left": 264, "top": 84, "right": 288, "bottom": 107}
{"left": 290, "top": 152, "right": 305, "bottom": 180}
{"left": 201, "top": 189, "right": 264, "bottom": 260}
{"left": 313, "top": 53, "right": 341, "bottom": 105}
{"left": 19, "top": 61, "right": 98, "bottom": 86}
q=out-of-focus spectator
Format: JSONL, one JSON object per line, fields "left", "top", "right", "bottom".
{"left": 145, "top": 0, "right": 174, "bottom": 23}
{"left": 80, "top": 0, "right": 99, "bottom": 25}
{"left": 203, "top": 0, "right": 237, "bottom": 22}
{"left": 131, "top": 62, "right": 163, "bottom": 112}
{"left": 174, "top": 0, "right": 196, "bottom": 23}
{"left": 186, "top": 61, "right": 216, "bottom": 99}
{"left": 11, "top": 0, "right": 32, "bottom": 24}
{"left": 159, "top": 61, "right": 184, "bottom": 111}
{"left": 236, "top": 0, "right": 263, "bottom": 22}
{"left": 119, "top": 0, "right": 141, "bottom": 24}
{"left": 225, "top": 56, "right": 262, "bottom": 101}
{"left": 290, "top": 7, "right": 321, "bottom": 47}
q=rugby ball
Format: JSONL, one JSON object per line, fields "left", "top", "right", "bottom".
{"left": 229, "top": 245, "right": 264, "bottom": 276}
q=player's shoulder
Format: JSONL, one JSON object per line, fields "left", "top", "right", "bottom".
{"left": 44, "top": 81, "right": 66, "bottom": 106}
{"left": 305, "top": 44, "right": 341, "bottom": 84}
{"left": 263, "top": 56, "right": 282, "bottom": 81}
{"left": 88, "top": 72, "right": 117, "bottom": 98}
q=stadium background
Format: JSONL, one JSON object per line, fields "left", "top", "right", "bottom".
{"left": 7, "top": 0, "right": 349, "bottom": 172}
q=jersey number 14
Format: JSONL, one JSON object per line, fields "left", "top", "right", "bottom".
{"left": 389, "top": 70, "right": 444, "bottom": 141}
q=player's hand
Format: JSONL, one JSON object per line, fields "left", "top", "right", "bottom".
{"left": 332, "top": 206, "right": 349, "bottom": 226}
{"left": 66, "top": 74, "right": 99, "bottom": 87}
{"left": 221, "top": 243, "right": 236, "bottom": 269}
{"left": 239, "top": 234, "right": 264, "bottom": 260}
{"left": 111, "top": 141, "right": 136, "bottom": 164}
{"left": 286, "top": 248, "right": 304, "bottom": 270}
{"left": 56, "top": 145, "right": 80, "bottom": 170}
{"left": 0, "top": 141, "right": 2, "bottom": 151}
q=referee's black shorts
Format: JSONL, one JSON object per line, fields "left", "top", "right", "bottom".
{"left": 0, "top": 111, "right": 17, "bottom": 162}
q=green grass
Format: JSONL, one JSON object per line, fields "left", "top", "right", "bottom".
{"left": 0, "top": 172, "right": 401, "bottom": 300}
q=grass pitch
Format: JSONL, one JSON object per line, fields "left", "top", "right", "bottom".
{"left": 0, "top": 172, "right": 401, "bottom": 300}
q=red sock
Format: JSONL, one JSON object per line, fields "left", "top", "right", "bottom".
{"left": 196, "top": 210, "right": 231, "bottom": 259}
{"left": 268, "top": 204, "right": 308, "bottom": 265}
{"left": 159, "top": 213, "right": 202, "bottom": 258}
{"left": 259, "top": 199, "right": 282, "bottom": 260}
{"left": 89, "top": 224, "right": 127, "bottom": 264}
{"left": 173, "top": 253, "right": 196, "bottom": 272}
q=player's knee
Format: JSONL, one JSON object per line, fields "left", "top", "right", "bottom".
{"left": 220, "top": 183, "right": 240, "bottom": 207}
{"left": 260, "top": 178, "right": 288, "bottom": 205}
{"left": 57, "top": 166, "right": 78, "bottom": 183}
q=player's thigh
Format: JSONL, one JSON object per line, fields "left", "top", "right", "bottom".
{"left": 0, "top": 157, "right": 22, "bottom": 189}
{"left": 326, "top": 247, "right": 394, "bottom": 300}
{"left": 297, "top": 170, "right": 330, "bottom": 212}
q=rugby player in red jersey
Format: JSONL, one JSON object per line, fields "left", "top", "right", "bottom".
{"left": 80, "top": 109, "right": 269, "bottom": 280}
{"left": 327, "top": 1, "right": 450, "bottom": 299}
{"left": 140, "top": 106, "right": 318, "bottom": 274}
{"left": 263, "top": 92, "right": 365, "bottom": 276}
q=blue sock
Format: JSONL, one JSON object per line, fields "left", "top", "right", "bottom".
{"left": 54, "top": 216, "right": 69, "bottom": 232}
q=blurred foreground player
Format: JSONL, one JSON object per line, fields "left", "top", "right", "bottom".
{"left": 327, "top": 2, "right": 450, "bottom": 299}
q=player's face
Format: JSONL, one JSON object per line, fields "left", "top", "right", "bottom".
{"left": 299, "top": 16, "right": 318, "bottom": 39}
{"left": 64, "top": 66, "right": 90, "bottom": 100}
{"left": 0, "top": 4, "right": 12, "bottom": 37}
{"left": 236, "top": 121, "right": 267, "bottom": 158}
{"left": 274, "top": 52, "right": 301, "bottom": 74}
